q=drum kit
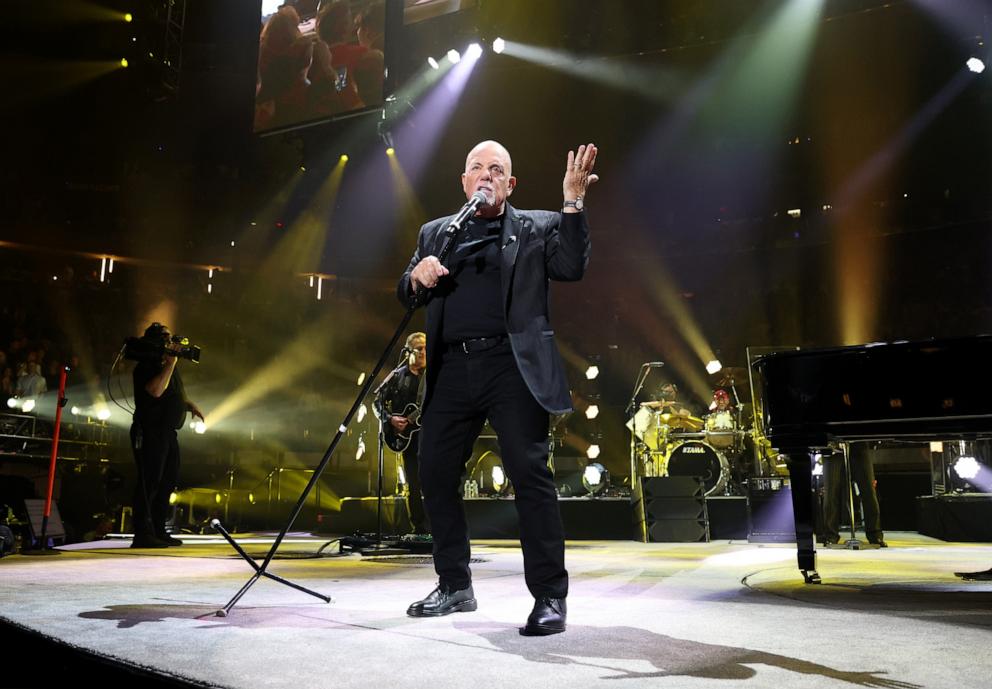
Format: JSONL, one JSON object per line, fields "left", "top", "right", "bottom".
{"left": 628, "top": 366, "right": 776, "bottom": 496}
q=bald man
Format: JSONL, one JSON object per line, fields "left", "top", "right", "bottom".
{"left": 399, "top": 140, "right": 598, "bottom": 635}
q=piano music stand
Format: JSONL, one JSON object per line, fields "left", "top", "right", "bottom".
{"left": 825, "top": 443, "right": 880, "bottom": 551}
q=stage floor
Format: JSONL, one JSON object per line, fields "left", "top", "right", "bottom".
{"left": 2, "top": 532, "right": 991, "bottom": 688}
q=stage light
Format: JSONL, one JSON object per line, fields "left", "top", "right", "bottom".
{"left": 21, "top": 399, "right": 35, "bottom": 413}
{"left": 193, "top": 420, "right": 206, "bottom": 434}
{"left": 357, "top": 372, "right": 366, "bottom": 386}
{"left": 492, "top": 37, "right": 505, "bottom": 54}
{"left": 491, "top": 465, "right": 508, "bottom": 494}
{"left": 247, "top": 492, "right": 256, "bottom": 505}
{"left": 954, "top": 455, "right": 980, "bottom": 480}
{"left": 7, "top": 398, "right": 18, "bottom": 409}
{"left": 812, "top": 457, "right": 824, "bottom": 477}
{"left": 340, "top": 154, "right": 349, "bottom": 163}
{"left": 215, "top": 492, "right": 223, "bottom": 505}
{"left": 967, "top": 57, "right": 985, "bottom": 74}
{"left": 705, "top": 360, "right": 722, "bottom": 375}
{"left": 427, "top": 56, "right": 439, "bottom": 70}
{"left": 356, "top": 437, "right": 366, "bottom": 460}
{"left": 120, "top": 58, "right": 129, "bottom": 68}
{"left": 70, "top": 406, "right": 80, "bottom": 415}
{"left": 787, "top": 208, "right": 802, "bottom": 218}
{"left": 385, "top": 147, "right": 395, "bottom": 156}
{"left": 585, "top": 404, "right": 599, "bottom": 420}
{"left": 124, "top": 13, "right": 132, "bottom": 22}
{"left": 357, "top": 403, "right": 367, "bottom": 423}
{"left": 447, "top": 49, "right": 461, "bottom": 64}
{"left": 466, "top": 43, "right": 483, "bottom": 61}
{"left": 585, "top": 365, "right": 599, "bottom": 380}
{"left": 582, "top": 463, "right": 607, "bottom": 495}
{"left": 96, "top": 408, "right": 111, "bottom": 421}
{"left": 586, "top": 444, "right": 601, "bottom": 460}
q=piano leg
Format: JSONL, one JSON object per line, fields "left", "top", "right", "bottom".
{"left": 786, "top": 452, "right": 821, "bottom": 584}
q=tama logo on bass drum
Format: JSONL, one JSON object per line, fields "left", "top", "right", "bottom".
{"left": 682, "top": 446, "right": 706, "bottom": 453}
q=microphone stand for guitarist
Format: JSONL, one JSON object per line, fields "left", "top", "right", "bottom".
{"left": 210, "top": 191, "right": 487, "bottom": 616}
{"left": 350, "top": 360, "right": 425, "bottom": 555}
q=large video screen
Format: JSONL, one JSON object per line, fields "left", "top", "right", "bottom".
{"left": 255, "top": 0, "right": 386, "bottom": 133}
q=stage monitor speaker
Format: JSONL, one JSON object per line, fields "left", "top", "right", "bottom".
{"left": 747, "top": 480, "right": 795, "bottom": 543}
{"left": 24, "top": 499, "right": 66, "bottom": 542}
{"left": 646, "top": 520, "right": 708, "bottom": 543}
{"left": 706, "top": 496, "right": 748, "bottom": 540}
{"left": 641, "top": 476, "right": 704, "bottom": 499}
{"left": 645, "top": 497, "right": 706, "bottom": 521}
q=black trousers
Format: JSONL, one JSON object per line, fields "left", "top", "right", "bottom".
{"left": 130, "top": 423, "right": 180, "bottom": 538}
{"left": 418, "top": 341, "right": 567, "bottom": 599}
{"left": 823, "top": 444, "right": 882, "bottom": 541}
{"left": 402, "top": 438, "right": 429, "bottom": 532}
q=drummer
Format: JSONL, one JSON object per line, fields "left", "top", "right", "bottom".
{"left": 709, "top": 388, "right": 733, "bottom": 413}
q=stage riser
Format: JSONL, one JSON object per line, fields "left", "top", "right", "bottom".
{"left": 325, "top": 497, "right": 633, "bottom": 540}
{"left": 917, "top": 495, "right": 992, "bottom": 541}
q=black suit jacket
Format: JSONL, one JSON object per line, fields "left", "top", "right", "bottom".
{"left": 398, "top": 204, "right": 590, "bottom": 415}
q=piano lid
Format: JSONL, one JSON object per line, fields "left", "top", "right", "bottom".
{"left": 752, "top": 335, "right": 992, "bottom": 446}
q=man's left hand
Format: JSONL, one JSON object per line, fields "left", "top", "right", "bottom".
{"left": 563, "top": 143, "right": 599, "bottom": 208}
{"left": 189, "top": 403, "right": 205, "bottom": 422}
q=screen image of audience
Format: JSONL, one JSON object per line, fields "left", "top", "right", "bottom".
{"left": 255, "top": 1, "right": 386, "bottom": 132}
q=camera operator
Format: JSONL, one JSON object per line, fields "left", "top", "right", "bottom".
{"left": 130, "top": 323, "right": 204, "bottom": 548}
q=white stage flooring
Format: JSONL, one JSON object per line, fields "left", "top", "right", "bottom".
{"left": 2, "top": 532, "right": 992, "bottom": 688}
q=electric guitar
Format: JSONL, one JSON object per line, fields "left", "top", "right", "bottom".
{"left": 381, "top": 402, "right": 422, "bottom": 453}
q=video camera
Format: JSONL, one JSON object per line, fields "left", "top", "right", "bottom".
{"left": 123, "top": 332, "right": 201, "bottom": 364}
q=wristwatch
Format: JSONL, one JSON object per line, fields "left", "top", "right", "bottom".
{"left": 563, "top": 196, "right": 584, "bottom": 211}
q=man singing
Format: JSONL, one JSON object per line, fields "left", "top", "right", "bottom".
{"left": 399, "top": 140, "right": 598, "bottom": 635}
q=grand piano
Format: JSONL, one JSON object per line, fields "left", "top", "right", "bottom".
{"left": 752, "top": 336, "right": 992, "bottom": 583}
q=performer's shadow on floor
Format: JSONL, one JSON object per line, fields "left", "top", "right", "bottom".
{"left": 456, "top": 622, "right": 920, "bottom": 688}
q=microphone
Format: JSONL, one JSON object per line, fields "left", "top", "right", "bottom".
{"left": 401, "top": 346, "right": 412, "bottom": 354}
{"left": 445, "top": 191, "right": 489, "bottom": 234}
{"left": 644, "top": 362, "right": 665, "bottom": 367}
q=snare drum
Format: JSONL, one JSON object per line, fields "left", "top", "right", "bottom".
{"left": 704, "top": 410, "right": 736, "bottom": 449}
{"left": 665, "top": 440, "right": 730, "bottom": 496}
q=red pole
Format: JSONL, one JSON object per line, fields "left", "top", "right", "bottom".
{"left": 40, "top": 365, "right": 69, "bottom": 546}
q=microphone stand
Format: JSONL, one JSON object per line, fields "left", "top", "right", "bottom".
{"left": 627, "top": 362, "right": 662, "bottom": 542}
{"left": 211, "top": 195, "right": 483, "bottom": 616}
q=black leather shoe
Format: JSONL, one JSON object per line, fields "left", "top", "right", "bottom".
{"left": 156, "top": 533, "right": 184, "bottom": 546}
{"left": 869, "top": 538, "right": 888, "bottom": 548}
{"left": 131, "top": 535, "right": 169, "bottom": 549}
{"left": 406, "top": 584, "right": 477, "bottom": 617}
{"left": 520, "top": 597, "right": 566, "bottom": 636}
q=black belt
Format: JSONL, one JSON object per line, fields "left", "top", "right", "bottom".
{"left": 448, "top": 335, "right": 508, "bottom": 354}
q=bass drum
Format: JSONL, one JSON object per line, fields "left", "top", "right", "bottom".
{"left": 666, "top": 440, "right": 729, "bottom": 496}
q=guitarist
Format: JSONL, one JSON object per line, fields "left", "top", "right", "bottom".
{"left": 374, "top": 331, "right": 429, "bottom": 535}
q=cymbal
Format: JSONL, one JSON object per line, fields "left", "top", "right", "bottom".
{"left": 640, "top": 400, "right": 674, "bottom": 410}
{"left": 712, "top": 366, "right": 748, "bottom": 385}
{"left": 658, "top": 413, "right": 704, "bottom": 431}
